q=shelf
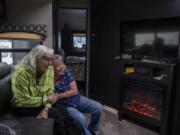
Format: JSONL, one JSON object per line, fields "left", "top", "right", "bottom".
{"left": 118, "top": 58, "right": 176, "bottom": 67}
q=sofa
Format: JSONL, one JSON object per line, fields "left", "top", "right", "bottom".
{"left": 0, "top": 62, "right": 54, "bottom": 135}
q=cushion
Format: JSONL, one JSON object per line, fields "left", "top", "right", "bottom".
{"left": 0, "top": 63, "right": 11, "bottom": 79}
{"left": 0, "top": 73, "right": 12, "bottom": 114}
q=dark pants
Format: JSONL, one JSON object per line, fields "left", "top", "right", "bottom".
{"left": 12, "top": 104, "right": 67, "bottom": 135}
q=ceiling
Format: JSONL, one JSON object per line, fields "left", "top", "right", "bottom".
{"left": 12, "top": 0, "right": 88, "bottom": 3}
{"left": 11, "top": 0, "right": 52, "bottom": 3}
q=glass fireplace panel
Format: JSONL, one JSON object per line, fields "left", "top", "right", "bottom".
{"left": 122, "top": 81, "right": 163, "bottom": 120}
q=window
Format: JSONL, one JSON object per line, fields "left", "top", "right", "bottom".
{"left": 0, "top": 40, "right": 13, "bottom": 64}
{"left": 0, "top": 39, "right": 40, "bottom": 64}
{"left": 157, "top": 32, "right": 179, "bottom": 45}
{"left": 135, "top": 33, "right": 155, "bottom": 46}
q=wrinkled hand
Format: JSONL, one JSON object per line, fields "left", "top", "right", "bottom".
{"left": 37, "top": 108, "right": 48, "bottom": 119}
{"left": 47, "top": 93, "right": 58, "bottom": 104}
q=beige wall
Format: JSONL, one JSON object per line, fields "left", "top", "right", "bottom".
{"left": 5, "top": 0, "right": 53, "bottom": 48}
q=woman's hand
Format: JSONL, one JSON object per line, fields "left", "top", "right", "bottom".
{"left": 47, "top": 93, "right": 58, "bottom": 104}
{"left": 37, "top": 107, "right": 49, "bottom": 119}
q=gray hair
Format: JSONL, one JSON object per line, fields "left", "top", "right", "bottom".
{"left": 19, "top": 45, "right": 54, "bottom": 71}
{"left": 52, "top": 54, "right": 66, "bottom": 73}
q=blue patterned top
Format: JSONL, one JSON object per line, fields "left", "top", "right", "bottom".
{"left": 54, "top": 69, "right": 80, "bottom": 108}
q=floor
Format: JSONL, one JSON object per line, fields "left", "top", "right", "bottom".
{"left": 0, "top": 105, "right": 160, "bottom": 135}
{"left": 95, "top": 106, "right": 160, "bottom": 135}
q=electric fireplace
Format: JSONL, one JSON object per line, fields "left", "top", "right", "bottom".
{"left": 122, "top": 79, "right": 162, "bottom": 121}
{"left": 118, "top": 58, "right": 175, "bottom": 135}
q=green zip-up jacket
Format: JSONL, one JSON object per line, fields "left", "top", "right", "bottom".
{"left": 11, "top": 64, "right": 54, "bottom": 108}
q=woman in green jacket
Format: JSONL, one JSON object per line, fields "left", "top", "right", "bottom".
{"left": 11, "top": 45, "right": 66, "bottom": 135}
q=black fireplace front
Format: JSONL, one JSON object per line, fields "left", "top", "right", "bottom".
{"left": 121, "top": 79, "right": 163, "bottom": 122}
{"left": 118, "top": 59, "right": 175, "bottom": 135}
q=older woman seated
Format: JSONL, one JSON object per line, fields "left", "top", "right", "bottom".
{"left": 52, "top": 54, "right": 102, "bottom": 135}
{"left": 11, "top": 45, "right": 66, "bottom": 135}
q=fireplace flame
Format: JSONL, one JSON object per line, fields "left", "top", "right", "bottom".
{"left": 123, "top": 100, "right": 160, "bottom": 120}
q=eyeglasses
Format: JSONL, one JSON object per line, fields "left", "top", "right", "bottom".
{"left": 41, "top": 56, "right": 52, "bottom": 63}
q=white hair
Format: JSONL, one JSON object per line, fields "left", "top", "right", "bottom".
{"left": 52, "top": 54, "right": 66, "bottom": 74}
{"left": 19, "top": 45, "right": 54, "bottom": 71}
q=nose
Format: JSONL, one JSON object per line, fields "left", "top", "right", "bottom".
{"left": 49, "top": 60, "right": 52, "bottom": 65}
{"left": 56, "top": 65, "right": 61, "bottom": 70}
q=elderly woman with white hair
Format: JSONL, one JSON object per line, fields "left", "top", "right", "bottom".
{"left": 11, "top": 45, "right": 67, "bottom": 135}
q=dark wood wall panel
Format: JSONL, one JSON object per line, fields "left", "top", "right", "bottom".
{"left": 90, "top": 0, "right": 180, "bottom": 109}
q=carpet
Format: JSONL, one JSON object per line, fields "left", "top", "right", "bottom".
{"left": 98, "top": 106, "right": 159, "bottom": 135}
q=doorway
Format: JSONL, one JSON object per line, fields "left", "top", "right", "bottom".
{"left": 55, "top": 7, "right": 87, "bottom": 96}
